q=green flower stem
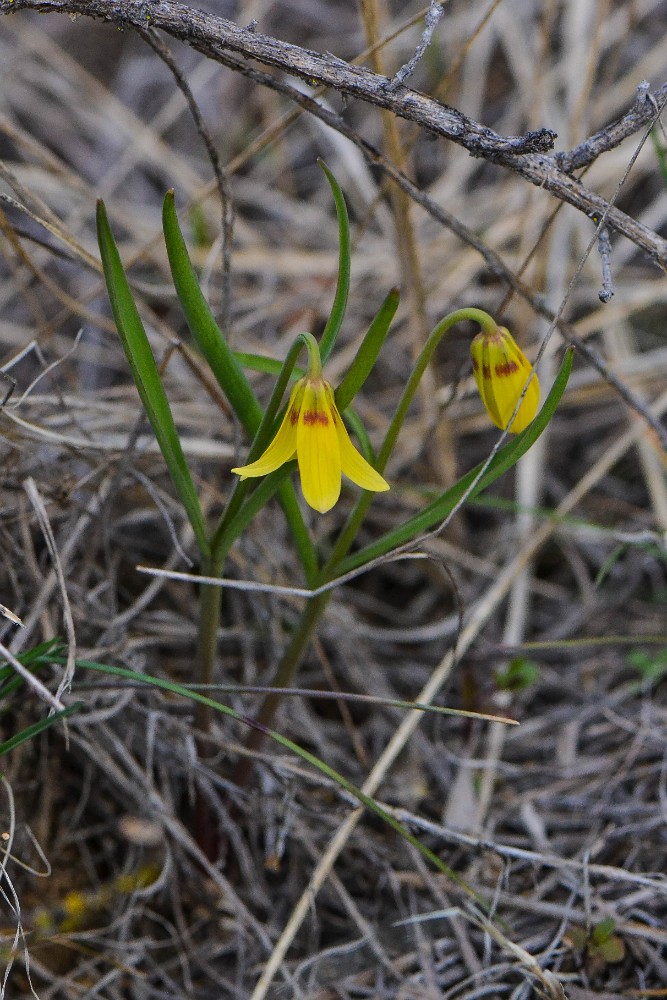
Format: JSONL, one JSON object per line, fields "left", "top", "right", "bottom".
{"left": 163, "top": 191, "right": 317, "bottom": 581}
{"left": 239, "top": 309, "right": 498, "bottom": 763}
{"left": 197, "top": 333, "right": 327, "bottom": 738}
{"left": 377, "top": 308, "right": 495, "bottom": 472}
{"left": 194, "top": 561, "right": 224, "bottom": 736}
{"left": 208, "top": 335, "right": 308, "bottom": 565}
{"left": 302, "top": 331, "right": 323, "bottom": 379}
{"left": 324, "top": 308, "right": 496, "bottom": 575}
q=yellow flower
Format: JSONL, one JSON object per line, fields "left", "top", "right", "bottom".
{"left": 232, "top": 376, "right": 389, "bottom": 513}
{"left": 470, "top": 325, "right": 540, "bottom": 433}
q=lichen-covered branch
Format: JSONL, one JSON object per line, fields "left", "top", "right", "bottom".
{"left": 2, "top": 0, "right": 667, "bottom": 267}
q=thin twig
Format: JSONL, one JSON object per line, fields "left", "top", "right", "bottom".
{"left": 0, "top": 641, "right": 65, "bottom": 714}
{"left": 597, "top": 225, "right": 614, "bottom": 303}
{"left": 171, "top": 45, "right": 667, "bottom": 451}
{"left": 4, "top": 1, "right": 667, "bottom": 266}
{"left": 385, "top": 0, "right": 446, "bottom": 92}
{"left": 137, "top": 26, "right": 234, "bottom": 333}
{"left": 23, "top": 477, "right": 76, "bottom": 700}
{"left": 249, "top": 385, "right": 667, "bottom": 999}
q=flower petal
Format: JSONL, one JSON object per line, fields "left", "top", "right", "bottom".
{"left": 296, "top": 380, "right": 341, "bottom": 513}
{"left": 471, "top": 327, "right": 539, "bottom": 433}
{"left": 329, "top": 392, "right": 389, "bottom": 494}
{"left": 232, "top": 381, "right": 302, "bottom": 479}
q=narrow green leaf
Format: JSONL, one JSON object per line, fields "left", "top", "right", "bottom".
{"left": 335, "top": 287, "right": 400, "bottom": 412}
{"left": 217, "top": 463, "right": 296, "bottom": 553}
{"left": 234, "top": 351, "right": 304, "bottom": 379}
{"left": 162, "top": 190, "right": 263, "bottom": 435}
{"left": 317, "top": 161, "right": 351, "bottom": 363}
{"left": 162, "top": 192, "right": 317, "bottom": 581}
{"left": 651, "top": 128, "right": 667, "bottom": 190}
{"left": 96, "top": 201, "right": 210, "bottom": 557}
{"left": 0, "top": 703, "right": 81, "bottom": 756}
{"left": 597, "top": 936, "right": 625, "bottom": 963}
{"left": 591, "top": 918, "right": 616, "bottom": 944}
{"left": 73, "top": 659, "right": 483, "bottom": 903}
{"left": 210, "top": 336, "right": 304, "bottom": 557}
{"left": 341, "top": 406, "right": 375, "bottom": 462}
{"left": 336, "top": 349, "right": 573, "bottom": 575}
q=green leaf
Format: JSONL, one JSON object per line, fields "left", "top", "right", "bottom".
{"left": 317, "top": 161, "right": 351, "bottom": 363}
{"left": 591, "top": 917, "right": 616, "bottom": 944}
{"left": 162, "top": 193, "right": 317, "bottom": 582}
{"left": 73, "top": 658, "right": 484, "bottom": 906}
{"left": 335, "top": 287, "right": 400, "bottom": 412}
{"left": 0, "top": 639, "right": 68, "bottom": 707}
{"left": 494, "top": 657, "right": 540, "bottom": 692}
{"left": 336, "top": 349, "right": 573, "bottom": 576}
{"left": 627, "top": 647, "right": 667, "bottom": 683}
{"left": 96, "top": 201, "right": 210, "bottom": 557}
{"left": 209, "top": 336, "right": 304, "bottom": 559}
{"left": 651, "top": 128, "right": 667, "bottom": 190}
{"left": 234, "top": 351, "right": 305, "bottom": 379}
{"left": 341, "top": 406, "right": 375, "bottom": 462}
{"left": 162, "top": 190, "right": 263, "bottom": 436}
{"left": 597, "top": 935, "right": 625, "bottom": 963}
{"left": 0, "top": 703, "right": 81, "bottom": 756}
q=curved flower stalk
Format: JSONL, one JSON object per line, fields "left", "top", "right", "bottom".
{"left": 471, "top": 324, "right": 540, "bottom": 433}
{"left": 232, "top": 336, "right": 389, "bottom": 513}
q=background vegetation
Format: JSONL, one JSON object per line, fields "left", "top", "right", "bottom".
{"left": 0, "top": 1, "right": 665, "bottom": 997}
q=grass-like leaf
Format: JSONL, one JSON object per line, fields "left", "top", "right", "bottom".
{"left": 0, "top": 703, "right": 80, "bottom": 756}
{"left": 233, "top": 351, "right": 304, "bottom": 378}
{"left": 163, "top": 192, "right": 317, "bottom": 581}
{"left": 335, "top": 287, "right": 400, "bottom": 412}
{"left": 73, "top": 658, "right": 485, "bottom": 904}
{"left": 96, "top": 201, "right": 210, "bottom": 557}
{"left": 162, "top": 190, "right": 263, "bottom": 436}
{"left": 0, "top": 639, "right": 70, "bottom": 708}
{"left": 317, "top": 161, "right": 351, "bottom": 363}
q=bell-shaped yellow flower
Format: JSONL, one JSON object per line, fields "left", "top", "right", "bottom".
{"left": 470, "top": 325, "right": 540, "bottom": 433}
{"left": 232, "top": 376, "right": 389, "bottom": 513}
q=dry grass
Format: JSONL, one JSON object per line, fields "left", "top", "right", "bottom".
{"left": 0, "top": 1, "right": 666, "bottom": 997}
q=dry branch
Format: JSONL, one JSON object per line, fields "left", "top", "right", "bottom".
{"left": 3, "top": 0, "right": 667, "bottom": 267}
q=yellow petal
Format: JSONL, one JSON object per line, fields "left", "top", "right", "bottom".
{"left": 328, "top": 389, "right": 389, "bottom": 493}
{"left": 471, "top": 327, "right": 539, "bottom": 433}
{"left": 231, "top": 381, "right": 302, "bottom": 479}
{"left": 296, "top": 380, "right": 341, "bottom": 513}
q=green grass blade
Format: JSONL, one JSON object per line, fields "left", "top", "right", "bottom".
{"left": 73, "top": 659, "right": 483, "bottom": 902}
{"left": 215, "top": 464, "right": 296, "bottom": 553}
{"left": 162, "top": 190, "right": 263, "bottom": 435}
{"left": 210, "top": 337, "right": 304, "bottom": 556}
{"left": 0, "top": 703, "right": 81, "bottom": 756}
{"left": 651, "top": 128, "right": 667, "bottom": 189}
{"left": 336, "top": 349, "right": 573, "bottom": 575}
{"left": 234, "top": 351, "right": 305, "bottom": 378}
{"left": 96, "top": 201, "right": 210, "bottom": 557}
{"left": 317, "top": 161, "right": 351, "bottom": 363}
{"left": 335, "top": 287, "right": 400, "bottom": 412}
{"left": 162, "top": 192, "right": 317, "bottom": 581}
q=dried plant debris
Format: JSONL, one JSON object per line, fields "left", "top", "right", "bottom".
{"left": 0, "top": 1, "right": 666, "bottom": 997}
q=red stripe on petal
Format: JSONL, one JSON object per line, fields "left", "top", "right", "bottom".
{"left": 494, "top": 360, "right": 520, "bottom": 377}
{"left": 302, "top": 410, "right": 329, "bottom": 426}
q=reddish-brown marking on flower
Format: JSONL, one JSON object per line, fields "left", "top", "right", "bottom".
{"left": 494, "top": 360, "right": 519, "bottom": 378}
{"left": 303, "top": 410, "right": 329, "bottom": 426}
{"left": 289, "top": 406, "right": 300, "bottom": 425}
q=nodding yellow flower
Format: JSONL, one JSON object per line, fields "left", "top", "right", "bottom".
{"left": 470, "top": 325, "right": 540, "bottom": 433}
{"left": 232, "top": 375, "right": 389, "bottom": 513}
